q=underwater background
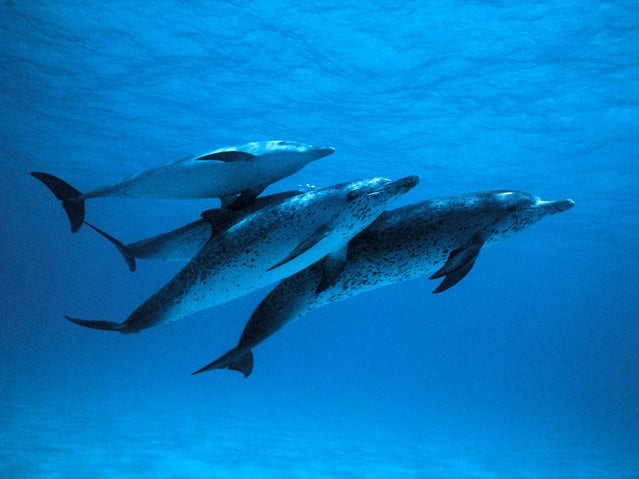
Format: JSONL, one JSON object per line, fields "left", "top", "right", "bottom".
{"left": 1, "top": 1, "right": 638, "bottom": 477}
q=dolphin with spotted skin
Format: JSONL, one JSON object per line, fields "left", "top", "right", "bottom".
{"left": 195, "top": 190, "right": 575, "bottom": 377}
{"left": 66, "top": 176, "right": 420, "bottom": 334}
{"left": 84, "top": 190, "right": 305, "bottom": 272}
{"left": 31, "top": 140, "right": 334, "bottom": 233}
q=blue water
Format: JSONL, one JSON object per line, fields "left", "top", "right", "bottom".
{"left": 2, "top": 1, "right": 638, "bottom": 477}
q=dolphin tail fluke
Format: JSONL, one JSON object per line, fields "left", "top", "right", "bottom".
{"left": 65, "top": 315, "right": 127, "bottom": 332}
{"left": 31, "top": 172, "right": 85, "bottom": 233}
{"left": 83, "top": 221, "right": 137, "bottom": 272}
{"left": 192, "top": 348, "right": 254, "bottom": 377}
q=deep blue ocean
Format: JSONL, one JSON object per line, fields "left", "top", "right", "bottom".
{"left": 2, "top": 1, "right": 638, "bottom": 477}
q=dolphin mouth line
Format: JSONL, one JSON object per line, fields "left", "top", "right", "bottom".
{"left": 537, "top": 198, "right": 575, "bottom": 214}
{"left": 390, "top": 175, "right": 420, "bottom": 192}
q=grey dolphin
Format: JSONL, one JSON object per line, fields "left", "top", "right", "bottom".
{"left": 31, "top": 140, "right": 334, "bottom": 233}
{"left": 196, "top": 190, "right": 575, "bottom": 377}
{"left": 84, "top": 190, "right": 305, "bottom": 272}
{"left": 66, "top": 176, "right": 420, "bottom": 334}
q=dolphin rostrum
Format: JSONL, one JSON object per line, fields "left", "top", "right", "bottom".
{"left": 195, "top": 191, "right": 575, "bottom": 377}
{"left": 31, "top": 140, "right": 335, "bottom": 232}
{"left": 66, "top": 176, "right": 420, "bottom": 334}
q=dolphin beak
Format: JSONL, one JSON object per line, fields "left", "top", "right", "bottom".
{"left": 313, "top": 146, "right": 336, "bottom": 159}
{"left": 377, "top": 175, "right": 420, "bottom": 195}
{"left": 395, "top": 174, "right": 421, "bottom": 191}
{"left": 537, "top": 198, "right": 575, "bottom": 215}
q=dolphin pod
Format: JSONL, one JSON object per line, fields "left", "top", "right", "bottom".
{"left": 32, "top": 140, "right": 575, "bottom": 377}
{"left": 31, "top": 140, "right": 334, "bottom": 232}
{"left": 65, "top": 176, "right": 420, "bottom": 333}
{"left": 194, "top": 191, "right": 575, "bottom": 377}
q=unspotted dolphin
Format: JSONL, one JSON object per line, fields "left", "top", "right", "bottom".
{"left": 31, "top": 140, "right": 334, "bottom": 233}
{"left": 196, "top": 191, "right": 575, "bottom": 377}
{"left": 85, "top": 190, "right": 304, "bottom": 272}
{"left": 66, "top": 176, "right": 420, "bottom": 333}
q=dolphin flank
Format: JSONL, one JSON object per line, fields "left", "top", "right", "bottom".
{"left": 195, "top": 191, "right": 575, "bottom": 377}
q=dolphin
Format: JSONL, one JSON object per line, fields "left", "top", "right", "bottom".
{"left": 84, "top": 190, "right": 305, "bottom": 272}
{"left": 31, "top": 140, "right": 335, "bottom": 233}
{"left": 66, "top": 175, "right": 420, "bottom": 334}
{"left": 195, "top": 190, "right": 575, "bottom": 377}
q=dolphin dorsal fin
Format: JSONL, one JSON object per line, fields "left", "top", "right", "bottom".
{"left": 197, "top": 151, "right": 255, "bottom": 162}
{"left": 200, "top": 209, "right": 246, "bottom": 239}
{"left": 234, "top": 189, "right": 304, "bottom": 213}
{"left": 220, "top": 189, "right": 302, "bottom": 211}
{"left": 316, "top": 245, "right": 348, "bottom": 293}
{"left": 267, "top": 224, "right": 330, "bottom": 271}
{"left": 429, "top": 239, "right": 484, "bottom": 293}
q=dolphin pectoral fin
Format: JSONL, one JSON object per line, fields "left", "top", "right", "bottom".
{"left": 316, "top": 245, "right": 348, "bottom": 293}
{"left": 84, "top": 221, "right": 136, "bottom": 272}
{"left": 196, "top": 151, "right": 256, "bottom": 162}
{"left": 192, "top": 348, "right": 254, "bottom": 377}
{"left": 431, "top": 259, "right": 477, "bottom": 293}
{"left": 65, "top": 315, "right": 127, "bottom": 332}
{"left": 201, "top": 209, "right": 247, "bottom": 239}
{"left": 226, "top": 187, "right": 265, "bottom": 210}
{"left": 267, "top": 225, "right": 329, "bottom": 271}
{"left": 430, "top": 241, "right": 483, "bottom": 294}
{"left": 31, "top": 172, "right": 85, "bottom": 233}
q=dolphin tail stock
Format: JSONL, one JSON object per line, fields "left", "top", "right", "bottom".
{"left": 65, "top": 315, "right": 129, "bottom": 333}
{"left": 31, "top": 171, "right": 85, "bottom": 233}
{"left": 192, "top": 347, "right": 254, "bottom": 377}
{"left": 83, "top": 221, "right": 137, "bottom": 272}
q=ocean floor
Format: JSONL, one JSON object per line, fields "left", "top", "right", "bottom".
{"left": 2, "top": 392, "right": 636, "bottom": 479}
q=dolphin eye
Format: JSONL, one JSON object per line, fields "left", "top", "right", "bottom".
{"left": 346, "top": 191, "right": 360, "bottom": 201}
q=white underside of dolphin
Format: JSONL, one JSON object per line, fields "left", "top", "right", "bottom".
{"left": 66, "top": 175, "right": 420, "bottom": 334}
{"left": 196, "top": 190, "right": 575, "bottom": 377}
{"left": 31, "top": 140, "right": 334, "bottom": 232}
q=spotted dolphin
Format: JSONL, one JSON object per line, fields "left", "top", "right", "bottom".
{"left": 31, "top": 140, "right": 334, "bottom": 233}
{"left": 196, "top": 191, "right": 575, "bottom": 377}
{"left": 66, "top": 176, "right": 420, "bottom": 334}
{"left": 84, "top": 190, "right": 305, "bottom": 272}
